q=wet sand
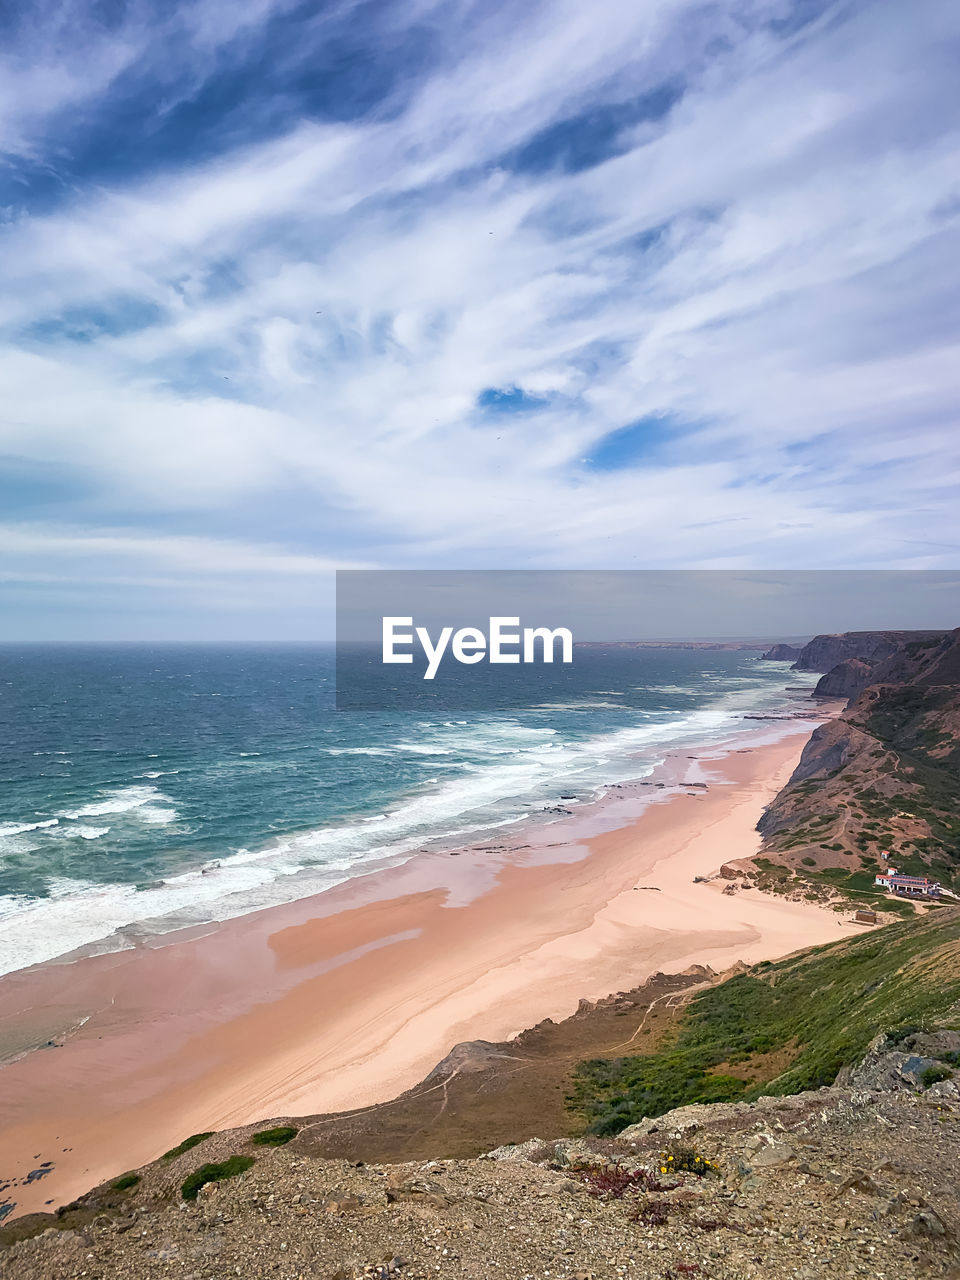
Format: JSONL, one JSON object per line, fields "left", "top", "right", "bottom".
{"left": 0, "top": 722, "right": 847, "bottom": 1218}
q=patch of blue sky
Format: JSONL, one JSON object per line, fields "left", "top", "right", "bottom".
{"left": 783, "top": 436, "right": 832, "bottom": 460}
{"left": 3, "top": 0, "right": 438, "bottom": 216}
{"left": 518, "top": 194, "right": 608, "bottom": 243}
{"left": 501, "top": 83, "right": 683, "bottom": 177}
{"left": 620, "top": 222, "right": 672, "bottom": 256}
{"left": 0, "top": 158, "right": 74, "bottom": 214}
{"left": 567, "top": 339, "right": 631, "bottom": 382}
{"left": 476, "top": 385, "right": 551, "bottom": 414}
{"left": 581, "top": 414, "right": 688, "bottom": 471}
{"left": 0, "top": 455, "right": 97, "bottom": 518}
{"left": 175, "top": 258, "right": 249, "bottom": 306}
{"left": 146, "top": 347, "right": 254, "bottom": 400}
{"left": 101, "top": 483, "right": 372, "bottom": 550}
{"left": 20, "top": 299, "right": 165, "bottom": 345}
{"left": 767, "top": 0, "right": 839, "bottom": 38}
{"left": 726, "top": 470, "right": 785, "bottom": 490}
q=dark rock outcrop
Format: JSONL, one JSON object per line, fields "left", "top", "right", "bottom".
{"left": 811, "top": 630, "right": 960, "bottom": 704}
{"left": 791, "top": 629, "right": 947, "bottom": 673}
{"left": 812, "top": 656, "right": 876, "bottom": 700}
{"left": 761, "top": 643, "right": 803, "bottom": 661}
{"left": 845, "top": 1029, "right": 960, "bottom": 1095}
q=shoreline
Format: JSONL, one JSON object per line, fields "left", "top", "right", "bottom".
{"left": 0, "top": 717, "right": 847, "bottom": 1220}
{"left": 0, "top": 675, "right": 825, "bottom": 979}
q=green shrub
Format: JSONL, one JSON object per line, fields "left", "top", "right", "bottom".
{"left": 111, "top": 1173, "right": 140, "bottom": 1192}
{"left": 181, "top": 1156, "right": 255, "bottom": 1201}
{"left": 921, "top": 1065, "right": 952, "bottom": 1089}
{"left": 251, "top": 1125, "right": 298, "bottom": 1147}
{"left": 163, "top": 1132, "right": 214, "bottom": 1160}
{"left": 801, "top": 857, "right": 816, "bottom": 867}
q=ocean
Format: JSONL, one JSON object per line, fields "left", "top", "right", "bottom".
{"left": 0, "top": 644, "right": 812, "bottom": 975}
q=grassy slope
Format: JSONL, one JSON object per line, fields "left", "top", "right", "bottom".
{"left": 569, "top": 907, "right": 960, "bottom": 1135}
{"left": 753, "top": 631, "right": 960, "bottom": 908}
{"left": 855, "top": 681, "right": 960, "bottom": 872}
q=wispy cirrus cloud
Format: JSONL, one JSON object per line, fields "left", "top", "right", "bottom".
{"left": 1, "top": 0, "right": 958, "bottom": 636}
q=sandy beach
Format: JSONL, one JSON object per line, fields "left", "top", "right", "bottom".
{"left": 0, "top": 720, "right": 848, "bottom": 1218}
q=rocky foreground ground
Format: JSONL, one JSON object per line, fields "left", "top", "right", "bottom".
{"left": 4, "top": 1031, "right": 960, "bottom": 1280}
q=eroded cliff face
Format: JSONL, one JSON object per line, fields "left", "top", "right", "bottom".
{"left": 812, "top": 656, "right": 876, "bottom": 700}
{"left": 761, "top": 642, "right": 803, "bottom": 661}
{"left": 758, "top": 629, "right": 960, "bottom": 881}
{"left": 811, "top": 629, "right": 960, "bottom": 703}
{"left": 791, "top": 629, "right": 947, "bottom": 673}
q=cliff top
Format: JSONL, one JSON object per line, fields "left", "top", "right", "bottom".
{"left": 5, "top": 1038, "right": 960, "bottom": 1280}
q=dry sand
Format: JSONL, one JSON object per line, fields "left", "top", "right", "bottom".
{"left": 0, "top": 723, "right": 847, "bottom": 1218}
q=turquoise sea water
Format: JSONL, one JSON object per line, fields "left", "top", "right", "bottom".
{"left": 0, "top": 644, "right": 811, "bottom": 974}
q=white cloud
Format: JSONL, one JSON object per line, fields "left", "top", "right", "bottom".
{"left": 0, "top": 524, "right": 368, "bottom": 576}
{"left": 0, "top": 0, "right": 959, "bottom": 633}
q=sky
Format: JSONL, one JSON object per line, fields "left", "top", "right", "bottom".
{"left": 0, "top": 0, "right": 959, "bottom": 638}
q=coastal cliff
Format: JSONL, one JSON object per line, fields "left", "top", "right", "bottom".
{"left": 811, "top": 655, "right": 876, "bottom": 699}
{"left": 811, "top": 628, "right": 959, "bottom": 702}
{"left": 791, "top": 629, "right": 947, "bottom": 673}
{"left": 757, "top": 628, "right": 960, "bottom": 886}
{"left": 760, "top": 642, "right": 803, "bottom": 661}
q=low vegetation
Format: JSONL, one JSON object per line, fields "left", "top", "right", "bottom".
{"left": 180, "top": 1156, "right": 255, "bottom": 1201}
{"left": 110, "top": 1174, "right": 140, "bottom": 1192}
{"left": 250, "top": 1125, "right": 298, "bottom": 1147}
{"left": 569, "top": 909, "right": 960, "bottom": 1134}
{"left": 751, "top": 855, "right": 918, "bottom": 917}
{"left": 921, "top": 1065, "right": 952, "bottom": 1089}
{"left": 162, "top": 1133, "right": 214, "bottom": 1161}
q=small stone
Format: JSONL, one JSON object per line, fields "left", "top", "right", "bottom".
{"left": 837, "top": 1171, "right": 882, "bottom": 1197}
{"left": 323, "top": 1195, "right": 362, "bottom": 1214}
{"left": 753, "top": 1143, "right": 794, "bottom": 1168}
{"left": 910, "top": 1208, "right": 948, "bottom": 1238}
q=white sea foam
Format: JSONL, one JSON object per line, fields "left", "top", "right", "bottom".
{"left": 0, "top": 818, "right": 59, "bottom": 836}
{"left": 1, "top": 786, "right": 181, "bottom": 864}
{"left": 0, "top": 671, "right": 816, "bottom": 975}
{"left": 0, "top": 820, "right": 60, "bottom": 863}
{"left": 140, "top": 807, "right": 178, "bottom": 825}
{"left": 59, "top": 784, "right": 177, "bottom": 823}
